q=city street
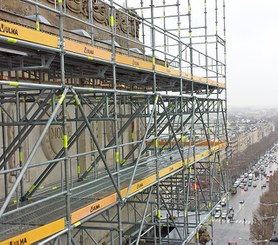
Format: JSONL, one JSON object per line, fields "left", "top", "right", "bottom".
{"left": 212, "top": 157, "right": 277, "bottom": 244}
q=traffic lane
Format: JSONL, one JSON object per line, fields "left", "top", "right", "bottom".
{"left": 212, "top": 184, "right": 264, "bottom": 245}
{"left": 212, "top": 151, "right": 278, "bottom": 244}
{"left": 213, "top": 220, "right": 250, "bottom": 245}
{"left": 234, "top": 160, "right": 277, "bottom": 213}
{"left": 214, "top": 186, "right": 259, "bottom": 241}
{"left": 229, "top": 161, "right": 277, "bottom": 216}
{"left": 232, "top": 181, "right": 266, "bottom": 221}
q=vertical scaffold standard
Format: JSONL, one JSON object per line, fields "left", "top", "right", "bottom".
{"left": 0, "top": 0, "right": 227, "bottom": 244}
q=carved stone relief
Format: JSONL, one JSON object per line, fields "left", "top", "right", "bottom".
{"left": 41, "top": 109, "right": 73, "bottom": 160}
{"left": 93, "top": 2, "right": 109, "bottom": 26}
{"left": 46, "top": 0, "right": 140, "bottom": 38}
{"left": 129, "top": 10, "right": 140, "bottom": 38}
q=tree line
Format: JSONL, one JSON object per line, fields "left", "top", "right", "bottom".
{"left": 250, "top": 170, "right": 278, "bottom": 243}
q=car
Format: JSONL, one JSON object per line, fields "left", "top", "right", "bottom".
{"left": 233, "top": 181, "right": 240, "bottom": 187}
{"left": 228, "top": 213, "right": 234, "bottom": 220}
{"left": 221, "top": 212, "right": 228, "bottom": 219}
{"left": 221, "top": 198, "right": 227, "bottom": 206}
{"left": 227, "top": 240, "right": 237, "bottom": 245}
{"left": 230, "top": 187, "right": 237, "bottom": 195}
{"left": 248, "top": 181, "right": 252, "bottom": 186}
{"left": 236, "top": 178, "right": 243, "bottom": 183}
{"left": 253, "top": 182, "right": 257, "bottom": 187}
{"left": 266, "top": 176, "right": 270, "bottom": 182}
{"left": 244, "top": 186, "right": 248, "bottom": 191}
{"left": 215, "top": 204, "right": 221, "bottom": 211}
{"left": 214, "top": 211, "right": 221, "bottom": 219}
{"left": 239, "top": 183, "right": 244, "bottom": 189}
{"left": 262, "top": 183, "right": 267, "bottom": 188}
{"left": 239, "top": 200, "right": 244, "bottom": 204}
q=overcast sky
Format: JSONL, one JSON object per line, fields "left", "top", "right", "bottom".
{"left": 226, "top": 0, "right": 278, "bottom": 108}
{"left": 121, "top": 0, "right": 278, "bottom": 108}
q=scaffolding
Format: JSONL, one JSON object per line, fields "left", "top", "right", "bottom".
{"left": 0, "top": 0, "right": 228, "bottom": 244}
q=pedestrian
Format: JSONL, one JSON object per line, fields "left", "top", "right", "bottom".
{"left": 244, "top": 218, "right": 246, "bottom": 224}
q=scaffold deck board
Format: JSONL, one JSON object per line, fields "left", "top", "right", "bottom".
{"left": 0, "top": 20, "right": 225, "bottom": 89}
{"left": 0, "top": 143, "right": 225, "bottom": 244}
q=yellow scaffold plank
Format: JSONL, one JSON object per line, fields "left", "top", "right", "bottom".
{"left": 0, "top": 218, "right": 65, "bottom": 245}
{"left": 115, "top": 54, "right": 152, "bottom": 70}
{"left": 159, "top": 161, "right": 183, "bottom": 178}
{"left": 155, "top": 64, "right": 180, "bottom": 77}
{"left": 64, "top": 39, "right": 112, "bottom": 61}
{"left": 182, "top": 71, "right": 191, "bottom": 79}
{"left": 0, "top": 143, "right": 227, "bottom": 244}
{"left": 0, "top": 22, "right": 225, "bottom": 89}
{"left": 0, "top": 20, "right": 58, "bottom": 48}
{"left": 71, "top": 193, "right": 117, "bottom": 224}
{"left": 120, "top": 175, "right": 156, "bottom": 197}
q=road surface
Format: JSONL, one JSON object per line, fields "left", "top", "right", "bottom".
{"left": 212, "top": 155, "right": 277, "bottom": 245}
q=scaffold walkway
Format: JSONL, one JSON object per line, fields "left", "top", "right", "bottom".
{"left": 0, "top": 20, "right": 224, "bottom": 91}
{"left": 0, "top": 0, "right": 227, "bottom": 244}
{"left": 0, "top": 143, "right": 225, "bottom": 244}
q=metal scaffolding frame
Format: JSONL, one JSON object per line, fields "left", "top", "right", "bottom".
{"left": 0, "top": 0, "right": 227, "bottom": 244}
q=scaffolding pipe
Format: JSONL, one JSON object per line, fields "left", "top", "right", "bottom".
{"left": 0, "top": 87, "right": 69, "bottom": 217}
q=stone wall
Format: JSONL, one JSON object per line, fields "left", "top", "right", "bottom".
{"left": 0, "top": 0, "right": 141, "bottom": 49}
{"left": 0, "top": 101, "right": 144, "bottom": 198}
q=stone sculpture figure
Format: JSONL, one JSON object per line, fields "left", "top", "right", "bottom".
{"left": 67, "top": 0, "right": 84, "bottom": 14}
{"left": 128, "top": 9, "right": 140, "bottom": 38}
{"left": 93, "top": 2, "right": 109, "bottom": 26}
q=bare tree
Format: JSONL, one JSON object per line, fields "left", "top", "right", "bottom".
{"left": 250, "top": 170, "right": 278, "bottom": 243}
